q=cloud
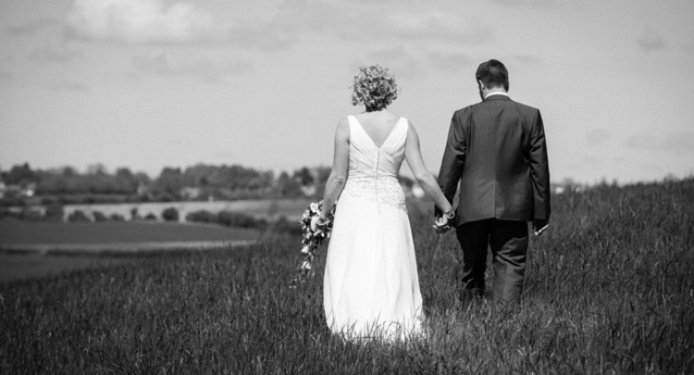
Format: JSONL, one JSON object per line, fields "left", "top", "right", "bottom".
{"left": 353, "top": 47, "right": 425, "bottom": 79}
{"left": 428, "top": 51, "right": 474, "bottom": 72}
{"left": 362, "top": 10, "right": 488, "bottom": 43}
{"left": 30, "top": 40, "right": 81, "bottom": 64}
{"left": 637, "top": 27, "right": 666, "bottom": 53}
{"left": 66, "top": 0, "right": 216, "bottom": 44}
{"left": 6, "top": 17, "right": 81, "bottom": 64}
{"left": 222, "top": 22, "right": 297, "bottom": 52}
{"left": 354, "top": 47, "right": 477, "bottom": 79}
{"left": 586, "top": 129, "right": 609, "bottom": 145}
{"left": 274, "top": 2, "right": 490, "bottom": 45}
{"left": 490, "top": 0, "right": 555, "bottom": 6}
{"left": 132, "top": 51, "right": 252, "bottom": 82}
{"left": 63, "top": 0, "right": 490, "bottom": 53}
{"left": 0, "top": 71, "right": 12, "bottom": 83}
{"left": 626, "top": 132, "right": 694, "bottom": 152}
{"left": 578, "top": 156, "right": 602, "bottom": 167}
{"left": 6, "top": 18, "right": 61, "bottom": 36}
{"left": 513, "top": 54, "right": 543, "bottom": 65}
{"left": 63, "top": 0, "right": 296, "bottom": 51}
{"left": 50, "top": 82, "right": 89, "bottom": 92}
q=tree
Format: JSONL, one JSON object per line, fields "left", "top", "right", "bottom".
{"left": 87, "top": 163, "right": 108, "bottom": 176}
{"left": 155, "top": 167, "right": 184, "bottom": 198}
{"left": 62, "top": 166, "right": 77, "bottom": 178}
{"left": 68, "top": 210, "right": 90, "bottom": 222}
{"left": 115, "top": 167, "right": 138, "bottom": 193}
{"left": 293, "top": 167, "right": 315, "bottom": 187}
{"left": 276, "top": 171, "right": 302, "bottom": 198}
{"left": 162, "top": 207, "right": 179, "bottom": 222}
{"left": 2, "top": 163, "right": 37, "bottom": 186}
{"left": 92, "top": 211, "right": 108, "bottom": 222}
{"left": 313, "top": 166, "right": 332, "bottom": 197}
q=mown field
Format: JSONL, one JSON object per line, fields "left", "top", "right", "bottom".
{"left": 1, "top": 178, "right": 693, "bottom": 374}
{"left": 0, "top": 221, "right": 261, "bottom": 246}
{"left": 0, "top": 221, "right": 261, "bottom": 280}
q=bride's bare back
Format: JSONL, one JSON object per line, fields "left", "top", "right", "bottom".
{"left": 353, "top": 110, "right": 402, "bottom": 148}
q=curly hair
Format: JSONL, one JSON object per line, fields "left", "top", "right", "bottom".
{"left": 351, "top": 65, "right": 398, "bottom": 111}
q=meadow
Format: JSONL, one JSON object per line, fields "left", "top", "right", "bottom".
{"left": 0, "top": 221, "right": 260, "bottom": 249}
{"left": 60, "top": 198, "right": 313, "bottom": 222}
{"left": 0, "top": 221, "right": 261, "bottom": 280}
{"left": 1, "top": 178, "right": 693, "bottom": 374}
{"left": 0, "top": 221, "right": 261, "bottom": 246}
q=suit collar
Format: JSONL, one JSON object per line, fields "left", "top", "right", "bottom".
{"left": 483, "top": 94, "right": 511, "bottom": 102}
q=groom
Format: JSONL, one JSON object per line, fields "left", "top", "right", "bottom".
{"left": 435, "top": 59, "right": 551, "bottom": 306}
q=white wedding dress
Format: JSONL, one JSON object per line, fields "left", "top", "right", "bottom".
{"left": 323, "top": 115, "right": 423, "bottom": 341}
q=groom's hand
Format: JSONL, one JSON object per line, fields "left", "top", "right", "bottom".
{"left": 532, "top": 219, "right": 549, "bottom": 236}
{"left": 432, "top": 215, "right": 452, "bottom": 233}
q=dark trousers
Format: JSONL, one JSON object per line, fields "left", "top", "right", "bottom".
{"left": 455, "top": 219, "right": 529, "bottom": 305}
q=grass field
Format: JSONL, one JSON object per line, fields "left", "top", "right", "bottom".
{"left": 0, "top": 221, "right": 261, "bottom": 246}
{"left": 0, "top": 221, "right": 261, "bottom": 280}
{"left": 1, "top": 178, "right": 693, "bottom": 374}
{"left": 0, "top": 253, "right": 132, "bottom": 282}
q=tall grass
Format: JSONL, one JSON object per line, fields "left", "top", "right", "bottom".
{"left": 1, "top": 179, "right": 693, "bottom": 374}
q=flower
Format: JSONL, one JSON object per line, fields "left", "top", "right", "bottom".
{"left": 289, "top": 200, "right": 337, "bottom": 288}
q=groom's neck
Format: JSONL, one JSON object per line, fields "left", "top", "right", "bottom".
{"left": 484, "top": 87, "right": 507, "bottom": 98}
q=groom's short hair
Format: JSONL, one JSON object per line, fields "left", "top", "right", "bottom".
{"left": 476, "top": 59, "right": 509, "bottom": 91}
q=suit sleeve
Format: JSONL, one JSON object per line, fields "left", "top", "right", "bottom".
{"left": 434, "top": 111, "right": 467, "bottom": 217}
{"left": 528, "top": 109, "right": 551, "bottom": 220}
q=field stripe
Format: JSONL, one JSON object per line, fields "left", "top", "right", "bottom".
{"left": 0, "top": 240, "right": 258, "bottom": 255}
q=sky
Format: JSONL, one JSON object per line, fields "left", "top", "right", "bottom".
{"left": 1, "top": 0, "right": 693, "bottom": 184}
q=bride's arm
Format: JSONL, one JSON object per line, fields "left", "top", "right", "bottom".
{"left": 404, "top": 120, "right": 454, "bottom": 215}
{"left": 319, "top": 118, "right": 350, "bottom": 221}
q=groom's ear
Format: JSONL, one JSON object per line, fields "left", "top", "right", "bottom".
{"left": 477, "top": 80, "right": 485, "bottom": 90}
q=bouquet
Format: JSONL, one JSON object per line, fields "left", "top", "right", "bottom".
{"left": 289, "top": 200, "right": 336, "bottom": 288}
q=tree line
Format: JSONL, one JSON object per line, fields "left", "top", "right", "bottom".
{"left": 0, "top": 163, "right": 339, "bottom": 205}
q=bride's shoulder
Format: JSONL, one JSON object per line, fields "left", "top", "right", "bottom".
{"left": 333, "top": 117, "right": 351, "bottom": 139}
{"left": 337, "top": 116, "right": 351, "bottom": 129}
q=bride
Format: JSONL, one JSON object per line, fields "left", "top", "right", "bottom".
{"left": 316, "top": 65, "right": 455, "bottom": 341}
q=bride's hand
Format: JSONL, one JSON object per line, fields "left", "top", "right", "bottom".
{"left": 311, "top": 215, "right": 330, "bottom": 232}
{"left": 432, "top": 210, "right": 455, "bottom": 233}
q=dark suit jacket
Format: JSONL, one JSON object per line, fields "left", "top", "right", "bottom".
{"left": 436, "top": 94, "right": 551, "bottom": 226}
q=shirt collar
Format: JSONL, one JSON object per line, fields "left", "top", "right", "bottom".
{"left": 484, "top": 91, "right": 510, "bottom": 99}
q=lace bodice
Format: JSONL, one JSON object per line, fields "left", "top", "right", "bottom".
{"left": 342, "top": 116, "right": 408, "bottom": 211}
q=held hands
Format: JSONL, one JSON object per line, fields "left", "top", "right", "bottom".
{"left": 432, "top": 210, "right": 455, "bottom": 234}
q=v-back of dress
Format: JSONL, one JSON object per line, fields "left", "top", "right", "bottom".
{"left": 323, "top": 115, "right": 423, "bottom": 341}
{"left": 342, "top": 116, "right": 408, "bottom": 211}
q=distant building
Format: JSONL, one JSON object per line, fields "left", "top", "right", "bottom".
{"left": 180, "top": 187, "right": 202, "bottom": 200}
{"left": 137, "top": 183, "right": 150, "bottom": 196}
{"left": 300, "top": 185, "right": 317, "bottom": 197}
{"left": 23, "top": 183, "right": 36, "bottom": 197}
{"left": 0, "top": 182, "right": 35, "bottom": 198}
